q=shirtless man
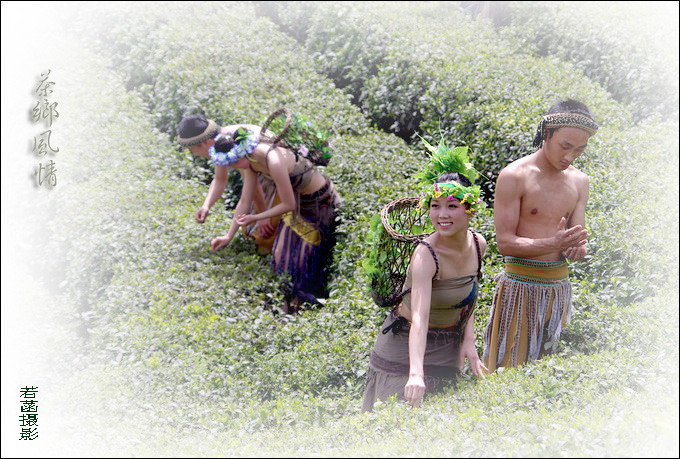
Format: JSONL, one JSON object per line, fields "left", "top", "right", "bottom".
{"left": 483, "top": 99, "right": 599, "bottom": 372}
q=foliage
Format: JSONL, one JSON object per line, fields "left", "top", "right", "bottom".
{"left": 267, "top": 110, "right": 334, "bottom": 165}
{"left": 260, "top": 0, "right": 679, "bottom": 311}
{"left": 260, "top": 1, "right": 630, "bottom": 199}
{"left": 52, "top": 2, "right": 430, "bottom": 403}
{"left": 501, "top": 1, "right": 679, "bottom": 122}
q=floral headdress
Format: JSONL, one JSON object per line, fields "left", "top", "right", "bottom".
{"left": 415, "top": 139, "right": 483, "bottom": 215}
{"left": 209, "top": 127, "right": 259, "bottom": 167}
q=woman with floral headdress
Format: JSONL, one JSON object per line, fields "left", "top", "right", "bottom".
{"left": 362, "top": 141, "right": 487, "bottom": 411}
{"left": 177, "top": 114, "right": 340, "bottom": 312}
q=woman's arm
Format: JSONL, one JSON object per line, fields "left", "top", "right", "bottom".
{"left": 197, "top": 165, "right": 229, "bottom": 223}
{"left": 252, "top": 179, "right": 276, "bottom": 238}
{"left": 253, "top": 180, "right": 267, "bottom": 214}
{"left": 458, "top": 312, "right": 487, "bottom": 377}
{"left": 404, "top": 245, "right": 436, "bottom": 408}
{"left": 234, "top": 147, "right": 296, "bottom": 226}
{"left": 211, "top": 167, "right": 258, "bottom": 251}
{"left": 458, "top": 232, "right": 488, "bottom": 376}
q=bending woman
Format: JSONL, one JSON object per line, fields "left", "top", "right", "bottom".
{"left": 177, "top": 114, "right": 340, "bottom": 312}
{"left": 362, "top": 144, "right": 487, "bottom": 411}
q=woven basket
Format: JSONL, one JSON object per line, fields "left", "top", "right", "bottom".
{"left": 259, "top": 107, "right": 333, "bottom": 166}
{"left": 370, "top": 197, "right": 433, "bottom": 308}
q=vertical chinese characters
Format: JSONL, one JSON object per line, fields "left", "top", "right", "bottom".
{"left": 19, "top": 386, "right": 39, "bottom": 440}
{"left": 31, "top": 70, "right": 59, "bottom": 187}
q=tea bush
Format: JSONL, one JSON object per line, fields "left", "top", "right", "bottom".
{"left": 51, "top": 0, "right": 677, "bottom": 396}
{"left": 260, "top": 1, "right": 677, "bottom": 310}
{"left": 501, "top": 1, "right": 679, "bottom": 122}
{"left": 260, "top": 1, "right": 629, "bottom": 196}
{"left": 53, "top": 3, "right": 473, "bottom": 404}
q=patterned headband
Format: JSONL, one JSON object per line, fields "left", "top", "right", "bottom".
{"left": 532, "top": 113, "right": 599, "bottom": 148}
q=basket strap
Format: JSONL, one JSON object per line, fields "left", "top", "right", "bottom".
{"left": 471, "top": 230, "right": 483, "bottom": 280}
{"left": 260, "top": 108, "right": 292, "bottom": 145}
{"left": 260, "top": 108, "right": 295, "bottom": 165}
{"left": 394, "top": 239, "right": 440, "bottom": 304}
{"left": 419, "top": 232, "right": 481, "bottom": 281}
{"left": 418, "top": 240, "right": 440, "bottom": 280}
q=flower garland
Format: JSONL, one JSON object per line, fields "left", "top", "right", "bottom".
{"left": 209, "top": 127, "right": 259, "bottom": 167}
{"left": 417, "top": 181, "right": 483, "bottom": 214}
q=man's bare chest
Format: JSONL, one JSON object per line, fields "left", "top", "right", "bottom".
{"left": 520, "top": 178, "right": 579, "bottom": 221}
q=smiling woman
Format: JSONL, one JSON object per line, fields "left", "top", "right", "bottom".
{"left": 362, "top": 140, "right": 488, "bottom": 411}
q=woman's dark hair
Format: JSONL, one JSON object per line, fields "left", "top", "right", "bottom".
{"left": 213, "top": 126, "right": 253, "bottom": 153}
{"left": 178, "top": 114, "right": 210, "bottom": 138}
{"left": 214, "top": 133, "right": 236, "bottom": 153}
{"left": 437, "top": 172, "right": 472, "bottom": 187}
{"left": 435, "top": 172, "right": 473, "bottom": 208}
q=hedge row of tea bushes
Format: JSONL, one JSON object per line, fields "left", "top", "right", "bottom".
{"left": 259, "top": 2, "right": 627, "bottom": 171}
{"left": 56, "top": 0, "right": 675, "bottom": 395}
{"left": 47, "top": 277, "right": 680, "bottom": 456}
{"left": 502, "top": 1, "right": 679, "bottom": 122}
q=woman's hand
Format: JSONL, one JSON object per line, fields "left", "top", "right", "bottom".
{"left": 404, "top": 374, "right": 427, "bottom": 408}
{"left": 258, "top": 218, "right": 275, "bottom": 238}
{"left": 459, "top": 340, "right": 488, "bottom": 378}
{"left": 196, "top": 206, "right": 210, "bottom": 223}
{"left": 211, "top": 235, "right": 233, "bottom": 251}
{"left": 234, "top": 213, "right": 257, "bottom": 226}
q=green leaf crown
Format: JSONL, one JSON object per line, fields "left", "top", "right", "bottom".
{"left": 415, "top": 138, "right": 483, "bottom": 214}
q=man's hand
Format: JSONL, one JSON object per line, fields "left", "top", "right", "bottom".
{"left": 404, "top": 374, "right": 426, "bottom": 408}
{"left": 196, "top": 207, "right": 210, "bottom": 223}
{"left": 562, "top": 244, "right": 588, "bottom": 261}
{"left": 554, "top": 217, "right": 588, "bottom": 251}
{"left": 211, "top": 235, "right": 233, "bottom": 251}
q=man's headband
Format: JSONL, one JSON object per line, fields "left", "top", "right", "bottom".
{"left": 177, "top": 118, "right": 221, "bottom": 146}
{"left": 532, "top": 112, "right": 599, "bottom": 148}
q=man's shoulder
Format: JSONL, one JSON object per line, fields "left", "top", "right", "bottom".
{"left": 567, "top": 165, "right": 590, "bottom": 185}
{"left": 499, "top": 155, "right": 536, "bottom": 180}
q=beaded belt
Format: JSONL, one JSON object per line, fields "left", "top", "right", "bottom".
{"left": 503, "top": 256, "right": 569, "bottom": 286}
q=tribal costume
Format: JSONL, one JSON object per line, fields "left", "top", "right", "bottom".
{"left": 362, "top": 236, "right": 482, "bottom": 412}
{"left": 263, "top": 153, "right": 340, "bottom": 306}
{"left": 482, "top": 107, "right": 598, "bottom": 371}
{"left": 483, "top": 256, "right": 571, "bottom": 372}
{"left": 178, "top": 115, "right": 340, "bottom": 307}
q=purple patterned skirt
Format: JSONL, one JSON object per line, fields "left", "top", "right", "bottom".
{"left": 271, "top": 177, "right": 340, "bottom": 306}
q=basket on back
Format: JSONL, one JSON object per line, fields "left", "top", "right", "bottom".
{"left": 259, "top": 107, "right": 334, "bottom": 166}
{"left": 363, "top": 197, "right": 434, "bottom": 308}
